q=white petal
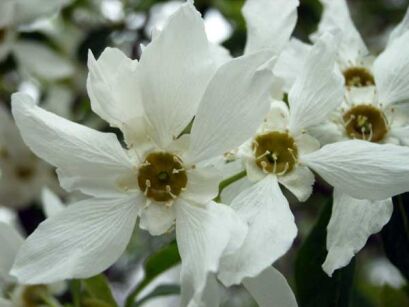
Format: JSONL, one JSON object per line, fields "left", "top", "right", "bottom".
{"left": 11, "top": 195, "right": 139, "bottom": 284}
{"left": 41, "top": 187, "right": 65, "bottom": 218}
{"left": 323, "top": 190, "right": 393, "bottom": 276}
{"left": 313, "top": 0, "right": 368, "bottom": 66}
{"left": 139, "top": 201, "right": 176, "bottom": 236}
{"left": 295, "top": 133, "right": 320, "bottom": 155}
{"left": 11, "top": 93, "right": 133, "bottom": 197}
{"left": 0, "top": 222, "right": 23, "bottom": 279}
{"left": 390, "top": 125, "right": 409, "bottom": 146}
{"left": 274, "top": 38, "right": 312, "bottom": 91}
{"left": 388, "top": 7, "right": 409, "bottom": 44}
{"left": 242, "top": 0, "right": 299, "bottom": 55}
{"left": 176, "top": 200, "right": 247, "bottom": 307}
{"left": 263, "top": 100, "right": 290, "bottom": 132}
{"left": 138, "top": 2, "right": 217, "bottom": 148}
{"left": 218, "top": 176, "right": 297, "bottom": 286}
{"left": 243, "top": 267, "right": 298, "bottom": 307}
{"left": 0, "top": 0, "right": 15, "bottom": 28}
{"left": 278, "top": 165, "right": 315, "bottom": 202}
{"left": 187, "top": 51, "right": 274, "bottom": 164}
{"left": 302, "top": 140, "right": 409, "bottom": 200}
{"left": 182, "top": 166, "right": 221, "bottom": 204}
{"left": 374, "top": 31, "right": 409, "bottom": 105}
{"left": 308, "top": 121, "right": 345, "bottom": 145}
{"left": 288, "top": 34, "right": 344, "bottom": 134}
{"left": 13, "top": 41, "right": 74, "bottom": 80}
{"left": 0, "top": 298, "right": 12, "bottom": 307}
{"left": 87, "top": 48, "right": 142, "bottom": 130}
{"left": 14, "top": 0, "right": 68, "bottom": 24}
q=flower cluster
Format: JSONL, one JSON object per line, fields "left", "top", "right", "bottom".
{"left": 1, "top": 0, "right": 409, "bottom": 306}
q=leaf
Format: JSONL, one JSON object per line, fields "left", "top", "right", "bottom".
{"left": 381, "top": 193, "right": 409, "bottom": 281}
{"left": 134, "top": 284, "right": 180, "bottom": 307}
{"left": 295, "top": 200, "right": 355, "bottom": 307}
{"left": 82, "top": 274, "right": 118, "bottom": 307}
{"left": 125, "top": 241, "right": 181, "bottom": 307}
{"left": 380, "top": 285, "right": 409, "bottom": 307}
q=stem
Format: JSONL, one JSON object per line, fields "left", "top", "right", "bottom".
{"left": 214, "top": 170, "right": 247, "bottom": 202}
{"left": 70, "top": 280, "right": 81, "bottom": 307}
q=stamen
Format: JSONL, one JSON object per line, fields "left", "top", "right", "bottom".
{"left": 166, "top": 185, "right": 177, "bottom": 199}
{"left": 277, "top": 162, "right": 289, "bottom": 176}
{"left": 287, "top": 148, "right": 297, "bottom": 162}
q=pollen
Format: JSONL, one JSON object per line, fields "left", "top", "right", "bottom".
{"left": 343, "top": 67, "right": 375, "bottom": 87}
{"left": 252, "top": 131, "right": 298, "bottom": 176}
{"left": 137, "top": 152, "right": 187, "bottom": 202}
{"left": 343, "top": 104, "right": 388, "bottom": 142}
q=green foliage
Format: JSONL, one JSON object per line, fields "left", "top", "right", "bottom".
{"left": 381, "top": 193, "right": 409, "bottom": 282}
{"left": 82, "top": 275, "right": 118, "bottom": 307}
{"left": 125, "top": 241, "right": 181, "bottom": 307}
{"left": 295, "top": 200, "right": 356, "bottom": 307}
{"left": 134, "top": 284, "right": 180, "bottom": 306}
{"left": 380, "top": 285, "right": 409, "bottom": 307}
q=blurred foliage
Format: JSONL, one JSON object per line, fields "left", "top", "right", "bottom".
{"left": 295, "top": 200, "right": 356, "bottom": 307}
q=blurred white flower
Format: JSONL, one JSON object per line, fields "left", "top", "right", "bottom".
{"left": 0, "top": 105, "right": 60, "bottom": 209}
{"left": 275, "top": 0, "right": 409, "bottom": 277}
{"left": 10, "top": 2, "right": 276, "bottom": 306}
{"left": 0, "top": 0, "right": 74, "bottom": 81}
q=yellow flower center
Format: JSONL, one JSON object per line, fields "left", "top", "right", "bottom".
{"left": 343, "top": 104, "right": 388, "bottom": 142}
{"left": 343, "top": 67, "right": 375, "bottom": 87}
{"left": 253, "top": 131, "right": 298, "bottom": 175}
{"left": 137, "top": 152, "right": 187, "bottom": 202}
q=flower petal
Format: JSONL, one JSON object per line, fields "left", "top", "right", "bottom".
{"left": 374, "top": 31, "right": 409, "bottom": 105}
{"left": 0, "top": 222, "right": 23, "bottom": 279}
{"left": 388, "top": 7, "right": 409, "bottom": 44}
{"left": 41, "top": 187, "right": 65, "bottom": 218}
{"left": 182, "top": 166, "right": 221, "bottom": 205}
{"left": 242, "top": 0, "right": 299, "bottom": 55}
{"left": 13, "top": 41, "right": 74, "bottom": 80}
{"left": 323, "top": 189, "right": 393, "bottom": 276}
{"left": 390, "top": 125, "right": 409, "bottom": 146}
{"left": 11, "top": 93, "right": 133, "bottom": 197}
{"left": 288, "top": 33, "right": 344, "bottom": 134}
{"left": 138, "top": 2, "right": 217, "bottom": 148}
{"left": 278, "top": 165, "right": 315, "bottom": 202}
{"left": 87, "top": 48, "right": 142, "bottom": 130}
{"left": 274, "top": 38, "right": 312, "bottom": 91}
{"left": 243, "top": 267, "right": 298, "bottom": 307}
{"left": 0, "top": 0, "right": 15, "bottom": 28}
{"left": 139, "top": 201, "right": 176, "bottom": 236}
{"left": 312, "top": 0, "right": 368, "bottom": 66}
{"left": 218, "top": 175, "right": 297, "bottom": 286}
{"left": 175, "top": 200, "right": 247, "bottom": 307}
{"left": 14, "top": 0, "right": 67, "bottom": 25}
{"left": 187, "top": 51, "right": 274, "bottom": 164}
{"left": 11, "top": 195, "right": 139, "bottom": 284}
{"left": 302, "top": 140, "right": 409, "bottom": 200}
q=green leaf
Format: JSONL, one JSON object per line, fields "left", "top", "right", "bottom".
{"left": 295, "top": 200, "right": 355, "bottom": 307}
{"left": 125, "top": 241, "right": 181, "bottom": 307}
{"left": 134, "top": 284, "right": 180, "bottom": 307}
{"left": 380, "top": 285, "right": 409, "bottom": 307}
{"left": 381, "top": 193, "right": 409, "bottom": 281}
{"left": 82, "top": 274, "right": 118, "bottom": 307}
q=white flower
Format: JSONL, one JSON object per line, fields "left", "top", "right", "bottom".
{"left": 0, "top": 105, "right": 61, "bottom": 209}
{"left": 0, "top": 192, "right": 65, "bottom": 306}
{"left": 10, "top": 2, "right": 275, "bottom": 306}
{"left": 217, "top": 33, "right": 343, "bottom": 286}
{"left": 0, "top": 0, "right": 73, "bottom": 80}
{"left": 276, "top": 0, "right": 409, "bottom": 277}
{"left": 217, "top": 32, "right": 409, "bottom": 287}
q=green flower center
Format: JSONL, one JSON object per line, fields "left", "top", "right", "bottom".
{"left": 343, "top": 104, "right": 388, "bottom": 142}
{"left": 343, "top": 67, "right": 375, "bottom": 87}
{"left": 253, "top": 131, "right": 298, "bottom": 175}
{"left": 137, "top": 152, "right": 187, "bottom": 202}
